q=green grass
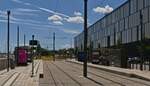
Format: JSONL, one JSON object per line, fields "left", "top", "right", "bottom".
{"left": 41, "top": 56, "right": 54, "bottom": 61}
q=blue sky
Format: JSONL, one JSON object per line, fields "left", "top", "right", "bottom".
{"left": 0, "top": 0, "right": 127, "bottom": 52}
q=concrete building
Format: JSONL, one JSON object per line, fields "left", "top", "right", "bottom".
{"left": 74, "top": 0, "right": 150, "bottom": 68}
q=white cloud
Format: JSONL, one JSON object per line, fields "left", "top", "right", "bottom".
{"left": 15, "top": 8, "right": 40, "bottom": 12}
{"left": 11, "top": 8, "right": 40, "bottom": 16}
{"left": 39, "top": 7, "right": 54, "bottom": 13}
{"left": 48, "top": 15, "right": 64, "bottom": 25}
{"left": 12, "top": 0, "right": 70, "bottom": 18}
{"left": 61, "top": 29, "right": 80, "bottom": 34}
{"left": 65, "top": 16, "right": 84, "bottom": 24}
{"left": 39, "top": 7, "right": 69, "bottom": 18}
{"left": 74, "top": 11, "right": 82, "bottom": 16}
{"left": 48, "top": 15, "right": 63, "bottom": 21}
{"left": 64, "top": 11, "right": 84, "bottom": 24}
{"left": 12, "top": 0, "right": 22, "bottom": 3}
{"left": 12, "top": 11, "right": 38, "bottom": 16}
{"left": 0, "top": 10, "right": 79, "bottom": 35}
{"left": 12, "top": 0, "right": 31, "bottom": 6}
{"left": 93, "top": 5, "right": 113, "bottom": 14}
{"left": 24, "top": 3, "right": 31, "bottom": 6}
{"left": 53, "top": 21, "right": 63, "bottom": 25}
{"left": 0, "top": 12, "right": 59, "bottom": 30}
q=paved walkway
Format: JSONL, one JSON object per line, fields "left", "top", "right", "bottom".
{"left": 0, "top": 60, "right": 43, "bottom": 86}
{"left": 68, "top": 59, "right": 150, "bottom": 81}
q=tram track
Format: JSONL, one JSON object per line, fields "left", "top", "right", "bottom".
{"left": 49, "top": 62, "right": 82, "bottom": 86}
{"left": 45, "top": 62, "right": 58, "bottom": 86}
{"left": 58, "top": 61, "right": 124, "bottom": 86}
{"left": 63, "top": 61, "right": 150, "bottom": 86}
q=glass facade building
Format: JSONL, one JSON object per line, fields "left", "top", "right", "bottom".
{"left": 74, "top": 0, "right": 150, "bottom": 51}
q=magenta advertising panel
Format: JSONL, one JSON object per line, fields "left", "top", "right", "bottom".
{"left": 18, "top": 48, "right": 27, "bottom": 64}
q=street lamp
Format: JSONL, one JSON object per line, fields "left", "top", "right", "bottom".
{"left": 7, "top": 10, "right": 10, "bottom": 72}
{"left": 17, "top": 26, "right": 19, "bottom": 65}
{"left": 53, "top": 32, "right": 55, "bottom": 61}
{"left": 24, "top": 34, "right": 26, "bottom": 47}
{"left": 83, "top": 0, "right": 88, "bottom": 77}
{"left": 31, "top": 35, "right": 35, "bottom": 77}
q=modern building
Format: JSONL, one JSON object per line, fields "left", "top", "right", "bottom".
{"left": 74, "top": 0, "right": 150, "bottom": 68}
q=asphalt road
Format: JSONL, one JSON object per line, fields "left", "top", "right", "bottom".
{"left": 40, "top": 60, "right": 150, "bottom": 86}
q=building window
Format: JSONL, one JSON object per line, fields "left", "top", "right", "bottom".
{"left": 132, "top": 27, "right": 138, "bottom": 42}
{"left": 144, "top": 23, "right": 150, "bottom": 39}
{"left": 142, "top": 7, "right": 148, "bottom": 24}
{"left": 137, "top": 0, "right": 144, "bottom": 11}
{"left": 125, "top": 17, "right": 129, "bottom": 29}
{"left": 130, "top": 0, "right": 137, "bottom": 14}
{"left": 145, "top": 0, "right": 150, "bottom": 7}
{"left": 127, "top": 29, "right": 132, "bottom": 43}
{"left": 123, "top": 2, "right": 129, "bottom": 17}
{"left": 120, "top": 19, "right": 125, "bottom": 31}
{"left": 115, "top": 22, "right": 119, "bottom": 33}
{"left": 137, "top": 25, "right": 141, "bottom": 41}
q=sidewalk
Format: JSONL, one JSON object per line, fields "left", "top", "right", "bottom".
{"left": 67, "top": 59, "right": 150, "bottom": 81}
{"left": 0, "top": 60, "right": 43, "bottom": 86}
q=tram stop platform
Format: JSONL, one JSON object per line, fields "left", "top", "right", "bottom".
{"left": 67, "top": 59, "right": 150, "bottom": 81}
{"left": 0, "top": 60, "right": 43, "bottom": 86}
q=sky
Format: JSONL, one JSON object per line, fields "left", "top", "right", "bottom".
{"left": 0, "top": 0, "right": 127, "bottom": 53}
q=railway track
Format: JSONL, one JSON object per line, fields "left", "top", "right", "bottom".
{"left": 62, "top": 61, "right": 150, "bottom": 86}
{"left": 45, "top": 62, "right": 58, "bottom": 86}
{"left": 44, "top": 61, "right": 82, "bottom": 86}
{"left": 57, "top": 62, "right": 124, "bottom": 86}
{"left": 51, "top": 62, "right": 82, "bottom": 86}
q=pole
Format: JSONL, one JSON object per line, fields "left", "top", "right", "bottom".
{"left": 71, "top": 38, "right": 73, "bottom": 48}
{"left": 24, "top": 34, "right": 26, "bottom": 47}
{"left": 53, "top": 32, "right": 55, "bottom": 61}
{"left": 7, "top": 10, "right": 10, "bottom": 72}
{"left": 83, "top": 0, "right": 88, "bottom": 77}
{"left": 31, "top": 35, "right": 34, "bottom": 77}
{"left": 17, "top": 26, "right": 19, "bottom": 65}
{"left": 140, "top": 11, "right": 143, "bottom": 71}
{"left": 70, "top": 38, "right": 73, "bottom": 58}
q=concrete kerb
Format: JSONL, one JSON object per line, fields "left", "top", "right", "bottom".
{"left": 89, "top": 64, "right": 133, "bottom": 77}
{"left": 38, "top": 60, "right": 44, "bottom": 78}
{"left": 131, "top": 72, "right": 150, "bottom": 81}
{"left": 32, "top": 60, "right": 44, "bottom": 86}
{"left": 34, "top": 60, "right": 40, "bottom": 75}
{"left": 67, "top": 60, "right": 150, "bottom": 81}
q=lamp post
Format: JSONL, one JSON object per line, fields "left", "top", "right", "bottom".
{"left": 31, "top": 35, "right": 35, "bottom": 77}
{"left": 83, "top": 0, "right": 88, "bottom": 77}
{"left": 140, "top": 11, "right": 143, "bottom": 71}
{"left": 7, "top": 10, "right": 10, "bottom": 72}
{"left": 17, "top": 26, "right": 19, "bottom": 65}
{"left": 24, "top": 34, "right": 26, "bottom": 47}
{"left": 53, "top": 32, "right": 55, "bottom": 61}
